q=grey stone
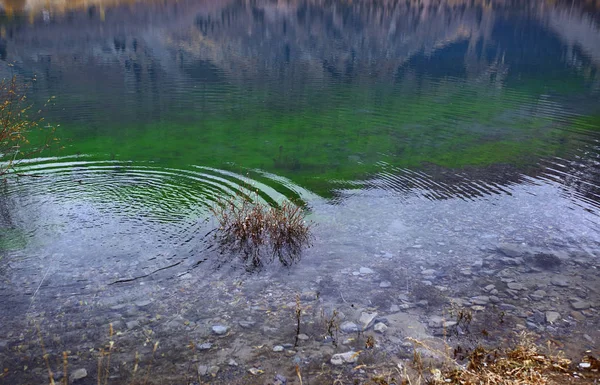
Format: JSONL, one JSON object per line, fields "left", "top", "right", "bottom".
{"left": 489, "top": 296, "right": 500, "bottom": 303}
{"left": 340, "top": 321, "right": 359, "bottom": 333}
{"left": 498, "top": 244, "right": 525, "bottom": 258}
{"left": 399, "top": 303, "right": 415, "bottom": 310}
{"left": 69, "top": 368, "right": 87, "bottom": 383}
{"left": 359, "top": 267, "right": 375, "bottom": 275}
{"left": 374, "top": 322, "right": 388, "bottom": 334}
{"left": 545, "top": 311, "right": 560, "bottom": 324}
{"left": 228, "top": 359, "right": 238, "bottom": 366}
{"left": 359, "top": 311, "right": 378, "bottom": 330}
{"left": 389, "top": 304, "right": 400, "bottom": 313}
{"left": 484, "top": 284, "right": 496, "bottom": 292}
{"left": 330, "top": 351, "right": 359, "bottom": 365}
{"left": 421, "top": 269, "right": 437, "bottom": 276}
{"left": 551, "top": 277, "right": 569, "bottom": 287}
{"left": 274, "top": 374, "right": 287, "bottom": 385}
{"left": 198, "top": 365, "right": 209, "bottom": 376}
{"left": 300, "top": 291, "right": 318, "bottom": 301}
{"left": 273, "top": 345, "right": 284, "bottom": 352}
{"left": 126, "top": 320, "right": 139, "bottom": 330}
{"left": 507, "top": 282, "right": 524, "bottom": 290}
{"left": 472, "top": 296, "right": 490, "bottom": 305}
{"left": 212, "top": 325, "right": 229, "bottom": 335}
{"left": 135, "top": 300, "right": 153, "bottom": 308}
{"left": 531, "top": 290, "right": 546, "bottom": 299}
{"left": 297, "top": 333, "right": 309, "bottom": 340}
{"left": 239, "top": 320, "right": 255, "bottom": 328}
{"left": 208, "top": 366, "right": 220, "bottom": 375}
{"left": 572, "top": 301, "right": 591, "bottom": 310}
{"left": 428, "top": 316, "right": 457, "bottom": 328}
{"left": 380, "top": 281, "right": 392, "bottom": 288}
{"left": 198, "top": 342, "right": 212, "bottom": 350}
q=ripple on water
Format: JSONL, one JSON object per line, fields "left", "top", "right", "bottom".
{"left": 0, "top": 157, "right": 317, "bottom": 299}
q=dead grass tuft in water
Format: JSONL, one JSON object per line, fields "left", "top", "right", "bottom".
{"left": 210, "top": 188, "right": 311, "bottom": 267}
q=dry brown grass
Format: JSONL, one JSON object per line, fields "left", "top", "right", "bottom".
{"left": 402, "top": 332, "right": 595, "bottom": 385}
{"left": 210, "top": 188, "right": 311, "bottom": 266}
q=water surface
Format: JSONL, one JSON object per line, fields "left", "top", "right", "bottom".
{"left": 0, "top": 0, "right": 599, "bottom": 383}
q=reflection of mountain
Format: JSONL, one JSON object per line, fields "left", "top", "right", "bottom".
{"left": 0, "top": 0, "right": 598, "bottom": 113}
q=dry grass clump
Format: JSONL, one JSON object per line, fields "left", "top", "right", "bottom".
{"left": 407, "top": 332, "right": 575, "bottom": 385}
{"left": 210, "top": 188, "right": 311, "bottom": 266}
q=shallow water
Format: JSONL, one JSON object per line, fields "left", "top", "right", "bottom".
{"left": 0, "top": 0, "right": 599, "bottom": 383}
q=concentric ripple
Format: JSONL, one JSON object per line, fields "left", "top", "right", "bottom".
{"left": 0, "top": 157, "right": 317, "bottom": 268}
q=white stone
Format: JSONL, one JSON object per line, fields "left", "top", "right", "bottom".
{"left": 359, "top": 311, "right": 378, "bottom": 330}
{"left": 331, "top": 351, "right": 359, "bottom": 365}
{"left": 545, "top": 311, "right": 560, "bottom": 324}
{"left": 69, "top": 368, "right": 88, "bottom": 382}
{"left": 374, "top": 322, "right": 388, "bottom": 334}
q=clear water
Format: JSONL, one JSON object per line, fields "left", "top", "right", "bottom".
{"left": 0, "top": 0, "right": 599, "bottom": 383}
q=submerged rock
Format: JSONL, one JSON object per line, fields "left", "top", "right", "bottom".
{"left": 212, "top": 325, "right": 229, "bottom": 335}
{"left": 550, "top": 277, "right": 569, "bottom": 287}
{"left": 330, "top": 351, "right": 358, "bottom": 365}
{"left": 340, "top": 321, "right": 359, "bottom": 333}
{"left": 359, "top": 311, "right": 378, "bottom": 330}
{"left": 69, "top": 368, "right": 87, "bottom": 383}
{"left": 374, "top": 322, "right": 388, "bottom": 334}
{"left": 572, "top": 301, "right": 591, "bottom": 310}
{"left": 545, "top": 311, "right": 560, "bottom": 324}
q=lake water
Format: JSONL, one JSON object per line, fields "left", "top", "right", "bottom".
{"left": 0, "top": 0, "right": 599, "bottom": 384}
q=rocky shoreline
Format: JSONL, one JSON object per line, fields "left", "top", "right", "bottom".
{"left": 0, "top": 241, "right": 598, "bottom": 384}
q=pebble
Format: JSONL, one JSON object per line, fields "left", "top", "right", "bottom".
{"left": 545, "top": 311, "right": 560, "bottom": 324}
{"left": 340, "top": 321, "right": 359, "bottom": 333}
{"left": 296, "top": 334, "right": 309, "bottom": 341}
{"left": 273, "top": 345, "right": 284, "bottom": 352}
{"left": 484, "top": 284, "right": 496, "bottom": 292}
{"left": 359, "top": 267, "right": 375, "bottom": 275}
{"left": 471, "top": 296, "right": 490, "bottom": 305}
{"left": 228, "top": 359, "right": 238, "bottom": 366}
{"left": 198, "top": 342, "right": 212, "bottom": 350}
{"left": 374, "top": 322, "right": 388, "bottom": 334}
{"left": 389, "top": 304, "right": 400, "bottom": 313}
{"left": 212, "top": 325, "right": 229, "bottom": 335}
{"left": 300, "top": 291, "right": 318, "bottom": 301}
{"left": 135, "top": 300, "right": 153, "bottom": 308}
{"left": 126, "top": 320, "right": 139, "bottom": 330}
{"left": 380, "top": 281, "right": 392, "bottom": 288}
{"left": 274, "top": 374, "right": 287, "bottom": 385}
{"left": 359, "top": 311, "right": 378, "bottom": 330}
{"left": 531, "top": 290, "right": 546, "bottom": 299}
{"left": 571, "top": 311, "right": 586, "bottom": 321}
{"left": 551, "top": 277, "right": 569, "bottom": 287}
{"left": 571, "top": 301, "right": 591, "bottom": 310}
{"left": 507, "top": 282, "right": 524, "bottom": 290}
{"left": 330, "top": 351, "right": 359, "bottom": 365}
{"left": 421, "top": 269, "right": 436, "bottom": 276}
{"left": 239, "top": 320, "right": 255, "bottom": 328}
{"left": 428, "top": 316, "right": 457, "bottom": 328}
{"left": 208, "top": 366, "right": 220, "bottom": 376}
{"left": 249, "top": 368, "right": 264, "bottom": 375}
{"left": 69, "top": 368, "right": 87, "bottom": 383}
{"left": 198, "top": 365, "right": 209, "bottom": 376}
